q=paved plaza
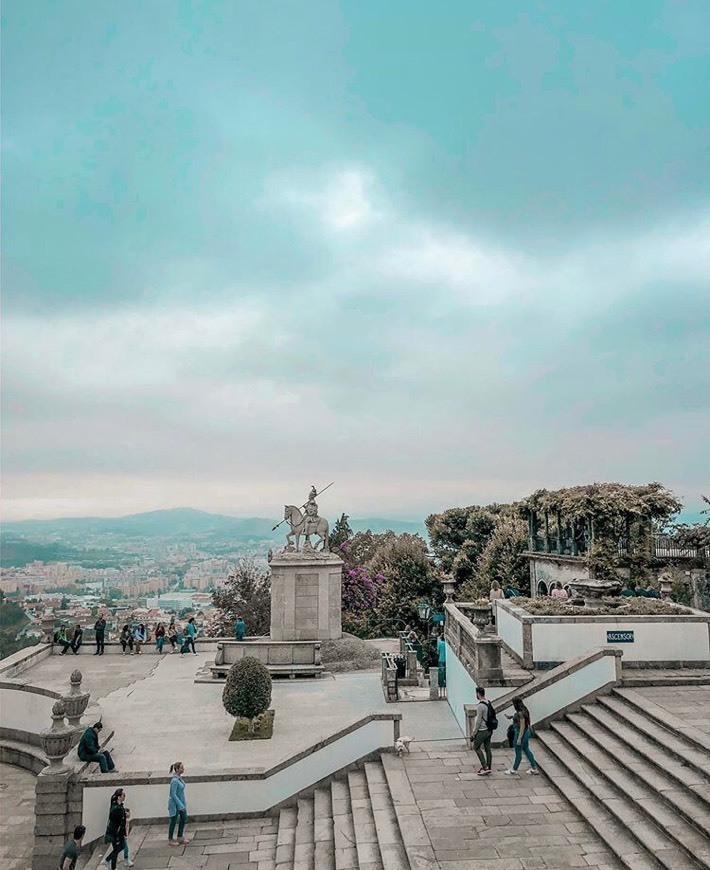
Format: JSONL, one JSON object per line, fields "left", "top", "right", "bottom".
{"left": 0, "top": 762, "right": 37, "bottom": 870}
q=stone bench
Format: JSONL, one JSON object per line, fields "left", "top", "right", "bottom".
{"left": 209, "top": 662, "right": 324, "bottom": 680}
{"left": 212, "top": 639, "right": 323, "bottom": 679}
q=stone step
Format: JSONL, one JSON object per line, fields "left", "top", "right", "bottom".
{"left": 380, "top": 752, "right": 438, "bottom": 870}
{"left": 600, "top": 692, "right": 710, "bottom": 780}
{"left": 364, "top": 762, "right": 410, "bottom": 870}
{"left": 580, "top": 702, "right": 710, "bottom": 812}
{"left": 533, "top": 737, "right": 660, "bottom": 870}
{"left": 348, "top": 769, "right": 384, "bottom": 870}
{"left": 314, "top": 786, "right": 336, "bottom": 870}
{"left": 545, "top": 722, "right": 706, "bottom": 870}
{"left": 566, "top": 711, "right": 710, "bottom": 847}
{"left": 612, "top": 687, "right": 710, "bottom": 756}
{"left": 294, "top": 796, "right": 315, "bottom": 870}
{"left": 331, "top": 777, "right": 359, "bottom": 870}
{"left": 276, "top": 805, "right": 298, "bottom": 869}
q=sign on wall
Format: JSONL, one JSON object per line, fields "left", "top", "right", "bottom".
{"left": 607, "top": 630, "right": 634, "bottom": 643}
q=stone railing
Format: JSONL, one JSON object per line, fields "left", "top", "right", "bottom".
{"left": 444, "top": 601, "right": 504, "bottom": 685}
{"left": 463, "top": 646, "right": 622, "bottom": 748}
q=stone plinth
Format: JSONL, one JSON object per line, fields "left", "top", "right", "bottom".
{"left": 474, "top": 634, "right": 504, "bottom": 683}
{"left": 269, "top": 550, "right": 343, "bottom": 641}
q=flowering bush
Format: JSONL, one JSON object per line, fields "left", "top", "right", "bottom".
{"left": 342, "top": 566, "right": 385, "bottom": 613}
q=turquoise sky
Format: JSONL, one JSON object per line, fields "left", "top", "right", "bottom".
{"left": 2, "top": 1, "right": 709, "bottom": 519}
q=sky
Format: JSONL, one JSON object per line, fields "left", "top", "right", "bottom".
{"left": 2, "top": 0, "right": 709, "bottom": 522}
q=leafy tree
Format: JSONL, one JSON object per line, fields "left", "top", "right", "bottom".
{"left": 459, "top": 516, "right": 530, "bottom": 599}
{"left": 222, "top": 657, "right": 272, "bottom": 732}
{"left": 211, "top": 558, "right": 271, "bottom": 637}
{"left": 330, "top": 513, "right": 353, "bottom": 552}
{"left": 341, "top": 566, "right": 385, "bottom": 637}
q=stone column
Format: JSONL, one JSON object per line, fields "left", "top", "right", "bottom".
{"left": 474, "top": 634, "right": 504, "bottom": 683}
{"left": 269, "top": 550, "right": 344, "bottom": 641}
{"left": 428, "top": 667, "right": 439, "bottom": 699}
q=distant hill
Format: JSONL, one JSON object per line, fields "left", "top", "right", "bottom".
{"left": 2, "top": 508, "right": 427, "bottom": 542}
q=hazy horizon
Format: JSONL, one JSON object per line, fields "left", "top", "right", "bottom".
{"left": 2, "top": 2, "right": 708, "bottom": 522}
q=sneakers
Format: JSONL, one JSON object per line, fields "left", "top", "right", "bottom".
{"left": 504, "top": 768, "right": 519, "bottom": 775}
{"left": 168, "top": 840, "right": 180, "bottom": 847}
{"left": 526, "top": 768, "right": 540, "bottom": 775}
{"left": 124, "top": 859, "right": 135, "bottom": 867}
{"left": 177, "top": 837, "right": 190, "bottom": 845}
{"left": 476, "top": 767, "right": 491, "bottom": 776}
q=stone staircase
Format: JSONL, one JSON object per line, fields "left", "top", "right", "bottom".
{"left": 534, "top": 686, "right": 710, "bottom": 870}
{"left": 275, "top": 759, "right": 412, "bottom": 869}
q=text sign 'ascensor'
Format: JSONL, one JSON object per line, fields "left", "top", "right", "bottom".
{"left": 607, "top": 630, "right": 634, "bottom": 643}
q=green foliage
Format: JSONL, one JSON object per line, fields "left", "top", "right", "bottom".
{"left": 459, "top": 516, "right": 530, "bottom": 599}
{"left": 522, "top": 482, "right": 683, "bottom": 525}
{"left": 427, "top": 504, "right": 509, "bottom": 585}
{"left": 211, "top": 558, "right": 271, "bottom": 637}
{"left": 0, "top": 600, "right": 34, "bottom": 659}
{"left": 330, "top": 513, "right": 353, "bottom": 552}
{"left": 222, "top": 657, "right": 272, "bottom": 723}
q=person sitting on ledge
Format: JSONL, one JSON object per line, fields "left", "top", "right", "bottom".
{"left": 642, "top": 583, "right": 661, "bottom": 599}
{"left": 621, "top": 581, "right": 637, "bottom": 597}
{"left": 77, "top": 721, "right": 116, "bottom": 773}
{"left": 504, "top": 583, "right": 520, "bottom": 599}
{"left": 70, "top": 623, "right": 83, "bottom": 654}
{"left": 550, "top": 581, "right": 569, "bottom": 600}
{"left": 489, "top": 580, "right": 505, "bottom": 601}
{"left": 54, "top": 624, "right": 72, "bottom": 656}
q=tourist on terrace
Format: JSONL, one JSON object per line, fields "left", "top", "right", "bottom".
{"left": 235, "top": 615, "right": 246, "bottom": 641}
{"left": 59, "top": 824, "right": 85, "bottom": 870}
{"left": 154, "top": 622, "right": 166, "bottom": 653}
{"left": 642, "top": 583, "right": 661, "bottom": 599}
{"left": 621, "top": 581, "right": 637, "bottom": 597}
{"left": 489, "top": 580, "right": 505, "bottom": 601}
{"left": 551, "top": 582, "right": 569, "bottom": 600}
{"left": 77, "top": 721, "right": 116, "bottom": 773}
{"left": 504, "top": 697, "right": 539, "bottom": 776}
{"left": 183, "top": 616, "right": 197, "bottom": 654}
{"left": 472, "top": 686, "right": 493, "bottom": 776}
{"left": 102, "top": 788, "right": 129, "bottom": 869}
{"left": 167, "top": 618, "right": 179, "bottom": 652}
{"left": 100, "top": 790, "right": 134, "bottom": 868}
{"left": 54, "top": 624, "right": 72, "bottom": 655}
{"left": 503, "top": 583, "right": 520, "bottom": 599}
{"left": 167, "top": 761, "right": 189, "bottom": 845}
{"left": 133, "top": 623, "right": 147, "bottom": 654}
{"left": 70, "top": 623, "right": 83, "bottom": 654}
{"left": 94, "top": 614, "right": 107, "bottom": 655}
{"left": 119, "top": 625, "right": 134, "bottom": 655}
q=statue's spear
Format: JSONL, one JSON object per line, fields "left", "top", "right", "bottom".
{"left": 271, "top": 482, "right": 335, "bottom": 531}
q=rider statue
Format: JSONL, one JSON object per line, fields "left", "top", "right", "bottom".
{"left": 304, "top": 486, "right": 319, "bottom": 536}
{"left": 283, "top": 484, "right": 331, "bottom": 552}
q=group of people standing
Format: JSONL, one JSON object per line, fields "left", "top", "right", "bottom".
{"left": 59, "top": 761, "right": 190, "bottom": 869}
{"left": 470, "top": 687, "right": 539, "bottom": 777}
{"left": 116, "top": 617, "right": 198, "bottom": 655}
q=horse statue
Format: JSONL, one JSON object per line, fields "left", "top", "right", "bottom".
{"left": 284, "top": 505, "right": 329, "bottom": 552}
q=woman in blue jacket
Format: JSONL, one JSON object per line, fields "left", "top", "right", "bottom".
{"left": 168, "top": 761, "right": 189, "bottom": 845}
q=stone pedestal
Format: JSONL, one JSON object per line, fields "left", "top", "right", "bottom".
{"left": 269, "top": 550, "right": 343, "bottom": 641}
{"left": 475, "top": 634, "right": 504, "bottom": 683}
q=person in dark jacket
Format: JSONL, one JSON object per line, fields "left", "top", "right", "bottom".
{"left": 103, "top": 788, "right": 128, "bottom": 869}
{"left": 77, "top": 722, "right": 115, "bottom": 773}
{"left": 70, "top": 624, "right": 83, "bottom": 654}
{"left": 94, "top": 615, "right": 107, "bottom": 655}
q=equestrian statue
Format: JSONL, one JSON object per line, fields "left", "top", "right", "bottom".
{"left": 279, "top": 483, "right": 332, "bottom": 551}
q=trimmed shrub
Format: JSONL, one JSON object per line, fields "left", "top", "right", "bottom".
{"left": 222, "top": 657, "right": 272, "bottom": 724}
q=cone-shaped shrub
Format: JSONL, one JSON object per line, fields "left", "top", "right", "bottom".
{"left": 222, "top": 656, "right": 272, "bottom": 722}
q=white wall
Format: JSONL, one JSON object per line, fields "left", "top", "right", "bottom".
{"left": 0, "top": 686, "right": 58, "bottom": 735}
{"left": 444, "top": 642, "right": 506, "bottom": 736}
{"left": 81, "top": 717, "right": 395, "bottom": 841}
{"left": 494, "top": 603, "right": 524, "bottom": 660}
{"left": 531, "top": 618, "right": 709, "bottom": 664}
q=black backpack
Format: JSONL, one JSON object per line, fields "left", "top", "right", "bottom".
{"left": 485, "top": 701, "right": 498, "bottom": 731}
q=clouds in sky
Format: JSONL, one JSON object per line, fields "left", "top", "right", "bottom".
{"left": 2, "top": 1, "right": 709, "bottom": 520}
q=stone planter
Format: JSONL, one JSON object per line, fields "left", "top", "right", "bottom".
{"left": 39, "top": 701, "right": 75, "bottom": 774}
{"left": 469, "top": 604, "right": 494, "bottom": 634}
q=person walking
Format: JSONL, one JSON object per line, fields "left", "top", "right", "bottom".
{"left": 184, "top": 617, "right": 197, "bottom": 655}
{"left": 77, "top": 722, "right": 116, "bottom": 773}
{"left": 167, "top": 761, "right": 189, "bottom": 845}
{"left": 54, "top": 624, "right": 72, "bottom": 655}
{"left": 59, "top": 824, "right": 85, "bottom": 870}
{"left": 167, "top": 618, "right": 179, "bottom": 653}
{"left": 101, "top": 788, "right": 128, "bottom": 870}
{"left": 505, "top": 697, "right": 539, "bottom": 775}
{"left": 119, "top": 625, "right": 134, "bottom": 656}
{"left": 133, "top": 624, "right": 147, "bottom": 655}
{"left": 155, "top": 622, "right": 166, "bottom": 653}
{"left": 70, "top": 623, "right": 83, "bottom": 654}
{"left": 99, "top": 791, "right": 134, "bottom": 868}
{"left": 472, "top": 686, "right": 494, "bottom": 776}
{"left": 234, "top": 616, "right": 246, "bottom": 641}
{"left": 94, "top": 614, "right": 107, "bottom": 655}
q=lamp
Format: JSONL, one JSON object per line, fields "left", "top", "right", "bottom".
{"left": 417, "top": 601, "right": 432, "bottom": 622}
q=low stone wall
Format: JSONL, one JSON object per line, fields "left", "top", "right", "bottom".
{"left": 0, "top": 642, "right": 52, "bottom": 678}
{"left": 0, "top": 682, "right": 62, "bottom": 747}
{"left": 495, "top": 599, "right": 710, "bottom": 668}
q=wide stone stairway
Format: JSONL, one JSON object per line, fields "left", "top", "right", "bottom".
{"left": 534, "top": 686, "right": 710, "bottom": 870}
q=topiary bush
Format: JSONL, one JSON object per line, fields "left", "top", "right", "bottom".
{"left": 222, "top": 657, "right": 272, "bottom": 730}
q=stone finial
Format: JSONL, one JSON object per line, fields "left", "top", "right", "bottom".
{"left": 441, "top": 574, "right": 456, "bottom": 602}
{"left": 63, "top": 670, "right": 90, "bottom": 735}
{"left": 40, "top": 701, "right": 74, "bottom": 774}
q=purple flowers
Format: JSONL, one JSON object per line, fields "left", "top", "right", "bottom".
{"left": 342, "top": 566, "right": 385, "bottom": 613}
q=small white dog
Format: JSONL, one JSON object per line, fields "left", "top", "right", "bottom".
{"left": 395, "top": 735, "right": 413, "bottom": 757}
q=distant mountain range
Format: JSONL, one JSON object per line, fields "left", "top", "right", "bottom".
{"left": 2, "top": 507, "right": 427, "bottom": 541}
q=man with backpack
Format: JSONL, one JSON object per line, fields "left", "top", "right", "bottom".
{"left": 472, "top": 686, "right": 497, "bottom": 776}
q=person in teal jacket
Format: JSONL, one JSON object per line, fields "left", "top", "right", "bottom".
{"left": 234, "top": 617, "right": 246, "bottom": 641}
{"left": 77, "top": 722, "right": 115, "bottom": 773}
{"left": 167, "top": 761, "right": 189, "bottom": 845}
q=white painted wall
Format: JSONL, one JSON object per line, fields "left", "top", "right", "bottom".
{"left": 0, "top": 686, "right": 57, "bottom": 735}
{"left": 81, "top": 717, "right": 395, "bottom": 841}
{"left": 531, "top": 618, "right": 709, "bottom": 664}
{"left": 494, "top": 603, "right": 524, "bottom": 660}
{"left": 444, "top": 642, "right": 505, "bottom": 735}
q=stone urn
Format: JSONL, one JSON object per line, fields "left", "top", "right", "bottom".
{"left": 441, "top": 574, "right": 456, "bottom": 603}
{"left": 660, "top": 577, "right": 674, "bottom": 600}
{"left": 469, "top": 603, "right": 494, "bottom": 634}
{"left": 40, "top": 701, "right": 75, "bottom": 774}
{"left": 63, "top": 670, "right": 90, "bottom": 736}
{"left": 40, "top": 610, "right": 56, "bottom": 644}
